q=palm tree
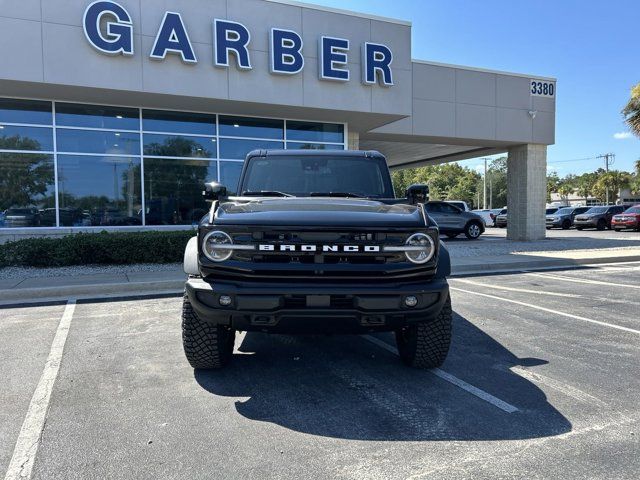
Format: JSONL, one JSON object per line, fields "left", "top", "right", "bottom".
{"left": 622, "top": 83, "right": 640, "bottom": 137}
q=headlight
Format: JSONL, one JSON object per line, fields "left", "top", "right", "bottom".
{"left": 404, "top": 233, "right": 435, "bottom": 264}
{"left": 202, "top": 230, "right": 233, "bottom": 262}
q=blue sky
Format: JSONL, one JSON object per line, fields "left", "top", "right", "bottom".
{"left": 310, "top": 0, "right": 640, "bottom": 176}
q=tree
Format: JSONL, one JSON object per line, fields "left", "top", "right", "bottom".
{"left": 487, "top": 157, "right": 507, "bottom": 209}
{"left": 631, "top": 159, "right": 640, "bottom": 194}
{"left": 575, "top": 172, "right": 598, "bottom": 204}
{"left": 546, "top": 172, "right": 561, "bottom": 203}
{"left": 593, "top": 170, "right": 631, "bottom": 204}
{"left": 622, "top": 83, "right": 640, "bottom": 138}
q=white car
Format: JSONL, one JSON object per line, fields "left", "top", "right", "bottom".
{"left": 472, "top": 209, "right": 493, "bottom": 227}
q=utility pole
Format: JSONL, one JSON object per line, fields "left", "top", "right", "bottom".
{"left": 483, "top": 158, "right": 488, "bottom": 209}
{"left": 596, "top": 153, "right": 615, "bottom": 204}
{"left": 489, "top": 178, "right": 493, "bottom": 209}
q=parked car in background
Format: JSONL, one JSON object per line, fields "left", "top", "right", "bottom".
{"left": 574, "top": 205, "right": 625, "bottom": 230}
{"left": 489, "top": 208, "right": 505, "bottom": 227}
{"left": 425, "top": 201, "right": 485, "bottom": 239}
{"left": 495, "top": 209, "right": 508, "bottom": 228}
{"left": 445, "top": 200, "right": 470, "bottom": 212}
{"left": 4, "top": 207, "right": 41, "bottom": 227}
{"left": 0, "top": 211, "right": 5, "bottom": 227}
{"left": 612, "top": 205, "right": 640, "bottom": 231}
{"left": 546, "top": 206, "right": 591, "bottom": 230}
{"left": 472, "top": 209, "right": 494, "bottom": 227}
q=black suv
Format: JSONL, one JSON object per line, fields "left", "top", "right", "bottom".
{"left": 182, "top": 150, "right": 452, "bottom": 370}
{"left": 574, "top": 205, "right": 626, "bottom": 230}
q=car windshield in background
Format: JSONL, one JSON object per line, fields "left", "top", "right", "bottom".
{"left": 556, "top": 208, "right": 573, "bottom": 215}
{"left": 586, "top": 207, "right": 608, "bottom": 214}
{"left": 241, "top": 155, "right": 395, "bottom": 198}
{"left": 545, "top": 208, "right": 558, "bottom": 214}
{"left": 624, "top": 207, "right": 640, "bottom": 214}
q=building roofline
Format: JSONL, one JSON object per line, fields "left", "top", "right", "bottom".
{"left": 412, "top": 59, "right": 557, "bottom": 82}
{"left": 265, "top": 0, "right": 412, "bottom": 26}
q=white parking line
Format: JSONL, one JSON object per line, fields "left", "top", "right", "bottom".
{"left": 4, "top": 299, "right": 76, "bottom": 480}
{"left": 451, "top": 278, "right": 582, "bottom": 298}
{"left": 362, "top": 335, "right": 519, "bottom": 414}
{"left": 524, "top": 271, "right": 640, "bottom": 289}
{"left": 451, "top": 287, "right": 640, "bottom": 335}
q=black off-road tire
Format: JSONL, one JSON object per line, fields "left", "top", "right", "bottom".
{"left": 395, "top": 294, "right": 452, "bottom": 369}
{"left": 182, "top": 293, "right": 235, "bottom": 369}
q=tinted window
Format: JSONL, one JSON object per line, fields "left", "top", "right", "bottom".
{"left": 425, "top": 203, "right": 442, "bottom": 213}
{"left": 286, "top": 121, "right": 344, "bottom": 143}
{"left": 441, "top": 203, "right": 461, "bottom": 213}
{"left": 57, "top": 129, "right": 139, "bottom": 155}
{"left": 586, "top": 207, "right": 607, "bottom": 214}
{"left": 143, "top": 134, "right": 217, "bottom": 158}
{"left": 142, "top": 110, "right": 216, "bottom": 135}
{"left": 57, "top": 155, "right": 141, "bottom": 226}
{"left": 0, "top": 125, "right": 54, "bottom": 151}
{"left": 56, "top": 103, "right": 139, "bottom": 130}
{"left": 219, "top": 116, "right": 283, "bottom": 139}
{"left": 143, "top": 158, "right": 216, "bottom": 225}
{"left": 0, "top": 98, "right": 52, "bottom": 125}
{"left": 219, "top": 139, "right": 283, "bottom": 160}
{"left": 241, "top": 155, "right": 393, "bottom": 198}
{"left": 610, "top": 206, "right": 624, "bottom": 213}
{"left": 220, "top": 161, "right": 243, "bottom": 195}
{"left": 574, "top": 207, "right": 590, "bottom": 214}
{"left": 545, "top": 208, "right": 559, "bottom": 214}
{"left": 556, "top": 208, "right": 573, "bottom": 215}
{"left": 286, "top": 142, "right": 344, "bottom": 151}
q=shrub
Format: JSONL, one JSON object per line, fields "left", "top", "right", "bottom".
{"left": 0, "top": 230, "right": 196, "bottom": 268}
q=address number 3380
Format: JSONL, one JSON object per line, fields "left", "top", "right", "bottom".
{"left": 530, "top": 80, "right": 555, "bottom": 97}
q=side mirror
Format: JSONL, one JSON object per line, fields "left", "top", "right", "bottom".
{"left": 405, "top": 184, "right": 429, "bottom": 205}
{"left": 203, "top": 181, "right": 227, "bottom": 202}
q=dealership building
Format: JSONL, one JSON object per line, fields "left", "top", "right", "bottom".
{"left": 0, "top": 0, "right": 556, "bottom": 241}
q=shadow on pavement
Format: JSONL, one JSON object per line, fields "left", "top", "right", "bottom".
{"left": 195, "top": 312, "right": 571, "bottom": 441}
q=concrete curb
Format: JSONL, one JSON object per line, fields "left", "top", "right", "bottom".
{"left": 1, "top": 255, "right": 639, "bottom": 305}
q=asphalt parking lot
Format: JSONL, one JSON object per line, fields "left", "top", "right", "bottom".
{"left": 2, "top": 263, "right": 639, "bottom": 479}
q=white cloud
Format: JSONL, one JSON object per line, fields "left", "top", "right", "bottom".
{"left": 613, "top": 132, "right": 633, "bottom": 140}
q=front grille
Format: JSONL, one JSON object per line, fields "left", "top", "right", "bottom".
{"left": 202, "top": 228, "right": 438, "bottom": 283}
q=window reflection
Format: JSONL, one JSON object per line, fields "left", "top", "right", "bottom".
{"left": 144, "top": 158, "right": 217, "bottom": 225}
{"left": 57, "top": 129, "right": 140, "bottom": 155}
{"left": 0, "top": 125, "right": 54, "bottom": 152}
{"left": 0, "top": 99, "right": 52, "bottom": 125}
{"left": 286, "top": 142, "right": 343, "bottom": 150}
{"left": 219, "top": 139, "right": 283, "bottom": 160}
{"left": 0, "top": 153, "right": 55, "bottom": 228}
{"left": 143, "top": 134, "right": 217, "bottom": 158}
{"left": 143, "top": 110, "right": 216, "bottom": 135}
{"left": 56, "top": 103, "right": 139, "bottom": 130}
{"left": 286, "top": 121, "right": 344, "bottom": 143}
{"left": 220, "top": 161, "right": 243, "bottom": 194}
{"left": 57, "top": 155, "right": 142, "bottom": 227}
{"left": 219, "top": 116, "right": 283, "bottom": 139}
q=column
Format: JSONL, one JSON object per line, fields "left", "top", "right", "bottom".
{"left": 507, "top": 144, "right": 547, "bottom": 241}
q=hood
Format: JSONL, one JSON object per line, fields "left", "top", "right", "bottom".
{"left": 214, "top": 198, "right": 425, "bottom": 228}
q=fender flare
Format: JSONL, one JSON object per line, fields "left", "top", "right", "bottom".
{"left": 183, "top": 236, "right": 199, "bottom": 275}
{"left": 435, "top": 241, "right": 451, "bottom": 279}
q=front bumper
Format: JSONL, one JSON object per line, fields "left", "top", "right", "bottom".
{"left": 612, "top": 219, "right": 639, "bottom": 229}
{"left": 185, "top": 277, "right": 450, "bottom": 334}
{"left": 573, "top": 218, "right": 598, "bottom": 228}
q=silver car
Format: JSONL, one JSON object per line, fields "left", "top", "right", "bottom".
{"left": 425, "top": 201, "right": 485, "bottom": 239}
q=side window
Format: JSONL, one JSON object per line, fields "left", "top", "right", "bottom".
{"left": 425, "top": 203, "right": 441, "bottom": 213}
{"left": 442, "top": 204, "right": 459, "bottom": 214}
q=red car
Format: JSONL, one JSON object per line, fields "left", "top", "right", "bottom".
{"left": 612, "top": 205, "right": 640, "bottom": 231}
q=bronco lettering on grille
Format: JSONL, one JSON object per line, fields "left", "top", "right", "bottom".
{"left": 258, "top": 245, "right": 381, "bottom": 253}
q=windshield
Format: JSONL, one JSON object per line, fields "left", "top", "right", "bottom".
{"left": 586, "top": 207, "right": 607, "bottom": 214}
{"left": 556, "top": 208, "right": 573, "bottom": 215}
{"left": 240, "top": 155, "right": 395, "bottom": 198}
{"left": 545, "top": 208, "right": 558, "bottom": 214}
{"left": 624, "top": 207, "right": 640, "bottom": 214}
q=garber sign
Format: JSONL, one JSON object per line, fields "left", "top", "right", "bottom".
{"left": 83, "top": 1, "right": 394, "bottom": 87}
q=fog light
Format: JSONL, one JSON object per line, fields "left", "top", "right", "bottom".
{"left": 404, "top": 295, "right": 418, "bottom": 308}
{"left": 219, "top": 295, "right": 232, "bottom": 306}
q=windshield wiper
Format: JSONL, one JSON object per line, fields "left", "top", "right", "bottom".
{"left": 242, "top": 190, "right": 293, "bottom": 197}
{"left": 310, "top": 192, "right": 365, "bottom": 198}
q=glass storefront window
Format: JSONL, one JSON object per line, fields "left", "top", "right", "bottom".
{"left": 219, "top": 139, "right": 283, "bottom": 160}
{"left": 0, "top": 99, "right": 52, "bottom": 125}
{"left": 219, "top": 161, "right": 244, "bottom": 194}
{"left": 143, "top": 134, "right": 217, "bottom": 159}
{"left": 57, "top": 129, "right": 140, "bottom": 156}
{"left": 286, "top": 142, "right": 344, "bottom": 151}
{"left": 57, "top": 155, "right": 142, "bottom": 227}
{"left": 56, "top": 103, "right": 139, "bottom": 130}
{"left": 143, "top": 158, "right": 217, "bottom": 225}
{"left": 142, "top": 110, "right": 216, "bottom": 135}
{"left": 219, "top": 116, "right": 283, "bottom": 139}
{"left": 0, "top": 125, "right": 54, "bottom": 152}
{"left": 286, "top": 120, "right": 344, "bottom": 144}
{"left": 0, "top": 153, "right": 56, "bottom": 228}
